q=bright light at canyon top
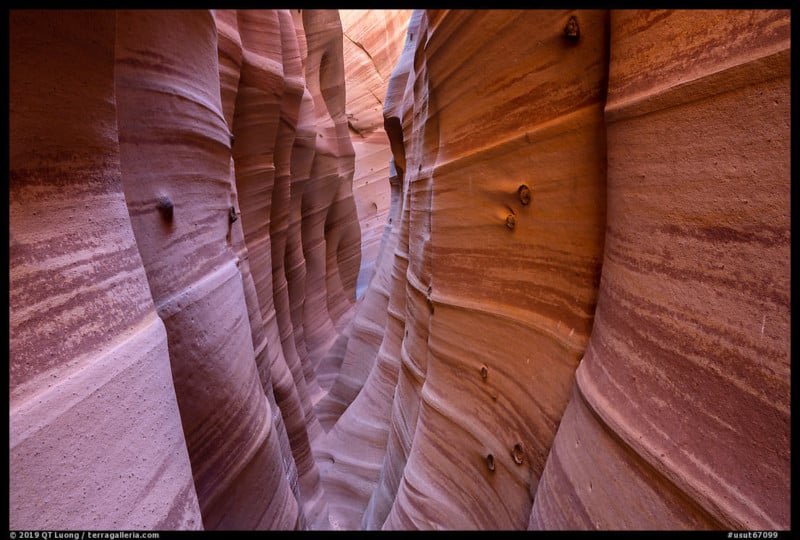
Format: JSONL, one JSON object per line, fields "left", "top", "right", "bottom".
{"left": 339, "top": 10, "right": 412, "bottom": 297}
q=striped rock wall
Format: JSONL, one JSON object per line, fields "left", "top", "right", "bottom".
{"left": 9, "top": 9, "right": 363, "bottom": 531}
{"left": 325, "top": 9, "right": 789, "bottom": 531}
{"left": 9, "top": 9, "right": 790, "bottom": 532}
{"left": 9, "top": 10, "right": 203, "bottom": 530}
{"left": 529, "top": 9, "right": 790, "bottom": 531}
{"left": 339, "top": 9, "right": 413, "bottom": 297}
{"left": 357, "top": 10, "right": 610, "bottom": 530}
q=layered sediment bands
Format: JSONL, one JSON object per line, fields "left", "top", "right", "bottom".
{"left": 288, "top": 87, "right": 324, "bottom": 411}
{"left": 313, "top": 164, "right": 399, "bottom": 432}
{"left": 360, "top": 12, "right": 424, "bottom": 529}
{"left": 350, "top": 132, "right": 395, "bottom": 295}
{"left": 364, "top": 10, "right": 609, "bottom": 530}
{"left": 314, "top": 9, "right": 413, "bottom": 431}
{"left": 228, "top": 9, "right": 325, "bottom": 529}
{"left": 340, "top": 10, "right": 413, "bottom": 134}
{"left": 275, "top": 9, "right": 329, "bottom": 526}
{"left": 289, "top": 13, "right": 327, "bottom": 407}
{"left": 213, "top": 9, "right": 307, "bottom": 527}
{"left": 340, "top": 10, "right": 413, "bottom": 294}
{"left": 300, "top": 11, "right": 360, "bottom": 389}
{"left": 316, "top": 171, "right": 411, "bottom": 529}
{"left": 224, "top": 13, "right": 357, "bottom": 528}
{"left": 315, "top": 14, "right": 421, "bottom": 528}
{"left": 114, "top": 10, "right": 298, "bottom": 529}
{"left": 9, "top": 10, "right": 202, "bottom": 530}
{"left": 10, "top": 8, "right": 369, "bottom": 532}
{"left": 10, "top": 8, "right": 791, "bottom": 532}
{"left": 530, "top": 10, "right": 790, "bottom": 530}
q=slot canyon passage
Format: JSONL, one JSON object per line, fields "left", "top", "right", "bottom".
{"left": 8, "top": 9, "right": 790, "bottom": 531}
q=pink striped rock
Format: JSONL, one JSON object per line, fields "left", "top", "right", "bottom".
{"left": 10, "top": 10, "right": 202, "bottom": 530}
{"left": 530, "top": 9, "right": 790, "bottom": 530}
{"left": 115, "top": 10, "right": 299, "bottom": 529}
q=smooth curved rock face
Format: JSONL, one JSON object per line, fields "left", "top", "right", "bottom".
{"left": 300, "top": 11, "right": 361, "bottom": 392}
{"left": 9, "top": 10, "right": 202, "bottom": 530}
{"left": 10, "top": 8, "right": 363, "bottom": 532}
{"left": 213, "top": 9, "right": 308, "bottom": 528}
{"left": 10, "top": 8, "right": 791, "bottom": 532}
{"left": 530, "top": 9, "right": 790, "bottom": 531}
{"left": 274, "top": 10, "right": 331, "bottom": 527}
{"left": 316, "top": 12, "right": 422, "bottom": 529}
{"left": 316, "top": 166, "right": 410, "bottom": 528}
{"left": 313, "top": 9, "right": 413, "bottom": 433}
{"left": 340, "top": 10, "right": 412, "bottom": 295}
{"left": 383, "top": 10, "right": 608, "bottom": 530}
{"left": 229, "top": 10, "right": 314, "bottom": 529}
{"left": 321, "top": 10, "right": 610, "bottom": 530}
{"left": 222, "top": 9, "right": 332, "bottom": 529}
{"left": 350, "top": 131, "right": 395, "bottom": 296}
{"left": 327, "top": 8, "right": 789, "bottom": 531}
{"left": 360, "top": 13, "right": 423, "bottom": 528}
{"left": 114, "top": 10, "right": 299, "bottom": 530}
{"left": 340, "top": 9, "right": 412, "bottom": 135}
{"left": 286, "top": 79, "right": 322, "bottom": 430}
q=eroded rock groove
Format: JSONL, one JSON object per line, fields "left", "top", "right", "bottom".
{"left": 9, "top": 9, "right": 789, "bottom": 531}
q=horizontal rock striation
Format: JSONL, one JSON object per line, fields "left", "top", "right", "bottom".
{"left": 339, "top": 10, "right": 413, "bottom": 298}
{"left": 529, "top": 9, "right": 791, "bottom": 531}
{"left": 323, "top": 8, "right": 789, "bottom": 532}
{"left": 374, "top": 10, "right": 609, "bottom": 530}
{"left": 115, "top": 9, "right": 302, "bottom": 529}
{"left": 9, "top": 10, "right": 202, "bottom": 530}
{"left": 10, "top": 8, "right": 364, "bottom": 531}
{"left": 314, "top": 9, "right": 412, "bottom": 433}
{"left": 9, "top": 8, "right": 790, "bottom": 532}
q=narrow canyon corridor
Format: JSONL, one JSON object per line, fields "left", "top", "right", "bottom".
{"left": 9, "top": 9, "right": 790, "bottom": 531}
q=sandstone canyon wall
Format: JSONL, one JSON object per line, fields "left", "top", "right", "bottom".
{"left": 319, "top": 8, "right": 790, "bottom": 531}
{"left": 9, "top": 9, "right": 790, "bottom": 532}
{"left": 529, "top": 10, "right": 791, "bottom": 530}
{"left": 10, "top": 11, "right": 203, "bottom": 530}
{"left": 326, "top": 9, "right": 611, "bottom": 530}
{"left": 10, "top": 8, "right": 362, "bottom": 530}
{"left": 339, "top": 10, "right": 413, "bottom": 297}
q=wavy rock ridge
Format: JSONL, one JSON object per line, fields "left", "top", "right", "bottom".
{"left": 9, "top": 9, "right": 790, "bottom": 531}
{"left": 324, "top": 9, "right": 789, "bottom": 531}
{"left": 339, "top": 9, "right": 413, "bottom": 298}
{"left": 10, "top": 9, "right": 361, "bottom": 530}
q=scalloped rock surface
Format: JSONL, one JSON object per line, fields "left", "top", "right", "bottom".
{"left": 9, "top": 8, "right": 789, "bottom": 532}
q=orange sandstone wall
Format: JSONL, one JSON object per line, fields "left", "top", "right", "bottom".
{"left": 373, "top": 10, "right": 609, "bottom": 529}
{"left": 340, "top": 10, "right": 412, "bottom": 296}
{"left": 328, "top": 8, "right": 789, "bottom": 531}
